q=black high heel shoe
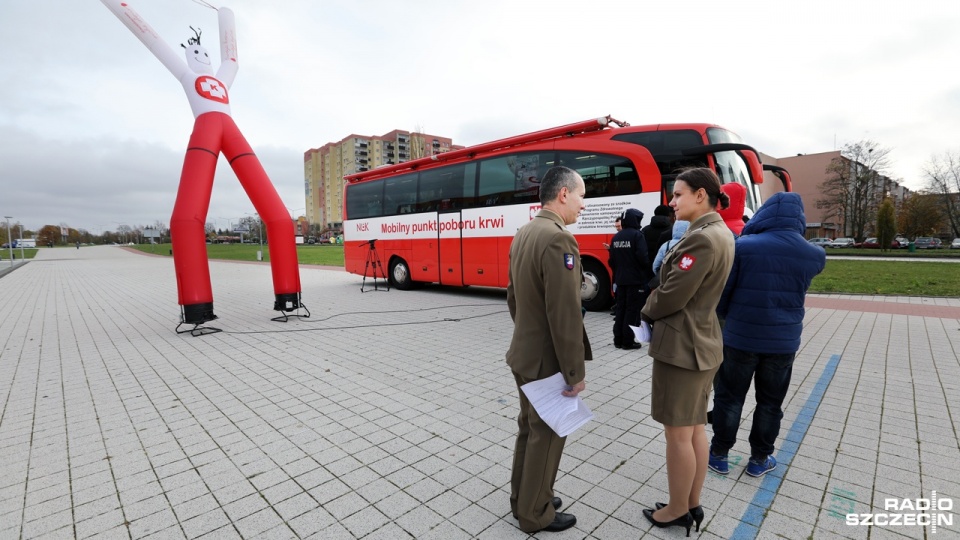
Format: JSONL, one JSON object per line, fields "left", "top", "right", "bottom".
{"left": 642, "top": 508, "right": 694, "bottom": 537}
{"left": 655, "top": 502, "right": 704, "bottom": 532}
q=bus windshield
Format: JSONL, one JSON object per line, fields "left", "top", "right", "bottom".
{"left": 707, "top": 127, "right": 760, "bottom": 213}
{"left": 612, "top": 125, "right": 764, "bottom": 214}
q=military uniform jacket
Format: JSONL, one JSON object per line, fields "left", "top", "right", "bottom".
{"left": 506, "top": 209, "right": 592, "bottom": 385}
{"left": 640, "top": 212, "right": 734, "bottom": 371}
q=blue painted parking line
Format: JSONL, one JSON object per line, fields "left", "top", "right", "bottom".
{"left": 730, "top": 353, "right": 842, "bottom": 540}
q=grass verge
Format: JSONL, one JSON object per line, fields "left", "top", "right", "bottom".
{"left": 0, "top": 248, "right": 38, "bottom": 260}
{"left": 811, "top": 260, "right": 960, "bottom": 296}
{"left": 131, "top": 243, "right": 345, "bottom": 266}
{"left": 130, "top": 244, "right": 959, "bottom": 296}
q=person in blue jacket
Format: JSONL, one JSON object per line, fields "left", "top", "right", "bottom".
{"left": 609, "top": 208, "right": 652, "bottom": 349}
{"left": 652, "top": 220, "right": 690, "bottom": 278}
{"left": 708, "top": 192, "right": 826, "bottom": 478}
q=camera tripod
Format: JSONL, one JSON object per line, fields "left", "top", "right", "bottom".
{"left": 361, "top": 239, "right": 389, "bottom": 292}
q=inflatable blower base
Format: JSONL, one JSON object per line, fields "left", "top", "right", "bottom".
{"left": 182, "top": 302, "right": 217, "bottom": 324}
{"left": 274, "top": 293, "right": 301, "bottom": 312}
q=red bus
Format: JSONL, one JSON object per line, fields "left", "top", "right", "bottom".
{"left": 342, "top": 116, "right": 791, "bottom": 310}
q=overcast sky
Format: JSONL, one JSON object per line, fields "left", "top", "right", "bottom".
{"left": 2, "top": 0, "right": 958, "bottom": 234}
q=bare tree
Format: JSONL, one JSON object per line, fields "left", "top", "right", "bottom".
{"left": 117, "top": 224, "right": 133, "bottom": 243}
{"left": 153, "top": 220, "right": 169, "bottom": 242}
{"left": 898, "top": 192, "right": 943, "bottom": 239}
{"left": 816, "top": 140, "right": 892, "bottom": 240}
{"left": 410, "top": 123, "right": 427, "bottom": 160}
{"left": 923, "top": 151, "right": 960, "bottom": 237}
{"left": 238, "top": 215, "right": 261, "bottom": 242}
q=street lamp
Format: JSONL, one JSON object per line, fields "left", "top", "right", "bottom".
{"left": 17, "top": 222, "right": 25, "bottom": 260}
{"left": 4, "top": 216, "right": 12, "bottom": 268}
{"left": 113, "top": 222, "right": 127, "bottom": 244}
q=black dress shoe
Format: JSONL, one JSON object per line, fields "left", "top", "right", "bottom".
{"left": 655, "top": 502, "right": 704, "bottom": 532}
{"left": 542, "top": 512, "right": 577, "bottom": 532}
{"left": 513, "top": 498, "right": 563, "bottom": 520}
{"left": 642, "top": 508, "right": 693, "bottom": 537}
{"left": 621, "top": 343, "right": 642, "bottom": 350}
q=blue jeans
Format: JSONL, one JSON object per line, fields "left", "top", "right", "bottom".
{"left": 710, "top": 345, "right": 795, "bottom": 460}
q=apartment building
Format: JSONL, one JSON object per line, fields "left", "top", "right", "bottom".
{"left": 760, "top": 151, "right": 911, "bottom": 239}
{"left": 304, "top": 130, "right": 458, "bottom": 235}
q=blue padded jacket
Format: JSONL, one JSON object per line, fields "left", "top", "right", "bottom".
{"left": 716, "top": 192, "right": 826, "bottom": 354}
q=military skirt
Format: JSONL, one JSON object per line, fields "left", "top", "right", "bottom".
{"left": 651, "top": 359, "right": 719, "bottom": 426}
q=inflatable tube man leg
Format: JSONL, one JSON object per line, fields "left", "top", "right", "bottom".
{"left": 171, "top": 113, "right": 301, "bottom": 324}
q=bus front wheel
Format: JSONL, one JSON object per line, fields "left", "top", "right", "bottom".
{"left": 580, "top": 259, "right": 612, "bottom": 312}
{"left": 389, "top": 258, "right": 415, "bottom": 290}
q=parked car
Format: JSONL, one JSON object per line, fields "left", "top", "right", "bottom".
{"left": 808, "top": 237, "right": 833, "bottom": 247}
{"left": 860, "top": 237, "right": 901, "bottom": 249}
{"left": 951, "top": 238, "right": 960, "bottom": 249}
{"left": 828, "top": 237, "right": 856, "bottom": 248}
{"left": 913, "top": 237, "right": 942, "bottom": 249}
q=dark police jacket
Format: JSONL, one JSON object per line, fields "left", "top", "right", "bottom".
{"left": 609, "top": 208, "right": 652, "bottom": 286}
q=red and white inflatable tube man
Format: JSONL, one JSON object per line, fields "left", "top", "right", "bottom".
{"left": 100, "top": 1, "right": 303, "bottom": 325}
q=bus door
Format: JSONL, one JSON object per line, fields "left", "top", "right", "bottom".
{"left": 437, "top": 209, "right": 464, "bottom": 286}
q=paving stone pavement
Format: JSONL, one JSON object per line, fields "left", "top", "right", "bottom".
{"left": 1, "top": 246, "right": 958, "bottom": 539}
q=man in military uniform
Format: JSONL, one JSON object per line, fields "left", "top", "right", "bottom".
{"left": 506, "top": 166, "right": 592, "bottom": 533}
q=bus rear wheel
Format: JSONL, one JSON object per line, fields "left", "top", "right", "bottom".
{"left": 581, "top": 259, "right": 612, "bottom": 312}
{"left": 389, "top": 258, "right": 415, "bottom": 290}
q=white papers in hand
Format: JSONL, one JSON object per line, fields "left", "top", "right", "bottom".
{"left": 629, "top": 321, "right": 652, "bottom": 343}
{"left": 520, "top": 372, "right": 594, "bottom": 437}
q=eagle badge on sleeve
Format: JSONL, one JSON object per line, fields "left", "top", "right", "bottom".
{"left": 564, "top": 253, "right": 575, "bottom": 270}
{"left": 678, "top": 254, "right": 696, "bottom": 271}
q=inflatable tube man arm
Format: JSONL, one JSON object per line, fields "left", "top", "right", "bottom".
{"left": 99, "top": 0, "right": 189, "bottom": 80}
{"left": 217, "top": 8, "right": 238, "bottom": 88}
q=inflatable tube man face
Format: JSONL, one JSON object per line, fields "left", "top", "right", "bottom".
{"left": 185, "top": 45, "right": 213, "bottom": 74}
{"left": 182, "top": 29, "right": 214, "bottom": 75}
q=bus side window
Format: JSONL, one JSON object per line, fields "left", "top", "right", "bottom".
{"left": 419, "top": 164, "right": 466, "bottom": 213}
{"left": 557, "top": 150, "right": 641, "bottom": 197}
{"left": 385, "top": 173, "right": 418, "bottom": 216}
{"left": 616, "top": 171, "right": 639, "bottom": 195}
{"left": 346, "top": 179, "right": 384, "bottom": 219}
{"left": 478, "top": 156, "right": 519, "bottom": 205}
{"left": 478, "top": 152, "right": 554, "bottom": 207}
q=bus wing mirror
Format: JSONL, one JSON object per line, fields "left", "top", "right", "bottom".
{"left": 763, "top": 164, "right": 793, "bottom": 192}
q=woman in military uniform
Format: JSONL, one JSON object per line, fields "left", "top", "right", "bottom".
{"left": 639, "top": 168, "right": 735, "bottom": 535}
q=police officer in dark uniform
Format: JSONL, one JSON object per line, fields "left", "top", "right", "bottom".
{"left": 609, "top": 208, "right": 652, "bottom": 349}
